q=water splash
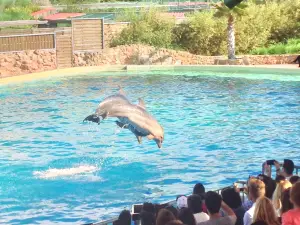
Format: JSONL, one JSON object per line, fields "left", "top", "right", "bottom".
{"left": 33, "top": 165, "right": 98, "bottom": 179}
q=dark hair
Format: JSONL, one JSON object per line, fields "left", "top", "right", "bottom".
{"left": 205, "top": 191, "right": 222, "bottom": 214}
{"left": 251, "top": 221, "right": 268, "bottom": 225}
{"left": 187, "top": 194, "right": 203, "bottom": 214}
{"left": 143, "top": 202, "right": 156, "bottom": 214}
{"left": 193, "top": 183, "right": 205, "bottom": 196}
{"left": 257, "top": 174, "right": 276, "bottom": 199}
{"left": 275, "top": 175, "right": 286, "bottom": 183}
{"left": 221, "top": 188, "right": 242, "bottom": 209}
{"left": 156, "top": 209, "right": 176, "bottom": 225}
{"left": 115, "top": 210, "right": 131, "bottom": 225}
{"left": 165, "top": 220, "right": 184, "bottom": 225}
{"left": 290, "top": 182, "right": 300, "bottom": 207}
{"left": 283, "top": 159, "right": 294, "bottom": 175}
{"left": 165, "top": 206, "right": 178, "bottom": 219}
{"left": 290, "top": 176, "right": 300, "bottom": 185}
{"left": 281, "top": 187, "right": 293, "bottom": 214}
{"left": 140, "top": 211, "right": 156, "bottom": 225}
{"left": 178, "top": 208, "right": 196, "bottom": 225}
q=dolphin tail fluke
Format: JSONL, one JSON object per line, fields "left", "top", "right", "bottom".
{"left": 83, "top": 114, "right": 101, "bottom": 125}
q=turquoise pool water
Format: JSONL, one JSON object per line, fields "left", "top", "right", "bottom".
{"left": 0, "top": 70, "right": 300, "bottom": 225}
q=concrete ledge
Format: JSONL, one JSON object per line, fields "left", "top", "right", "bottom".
{"left": 1, "top": 64, "right": 299, "bottom": 85}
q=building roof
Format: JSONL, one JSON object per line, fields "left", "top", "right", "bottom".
{"left": 44, "top": 13, "right": 86, "bottom": 21}
{"left": 0, "top": 20, "right": 48, "bottom": 28}
{"left": 31, "top": 8, "right": 56, "bottom": 17}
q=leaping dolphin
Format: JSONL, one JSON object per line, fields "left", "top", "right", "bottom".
{"left": 83, "top": 88, "right": 164, "bottom": 148}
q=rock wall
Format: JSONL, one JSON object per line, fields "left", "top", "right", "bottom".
{"left": 0, "top": 50, "right": 56, "bottom": 78}
{"left": 103, "top": 23, "right": 129, "bottom": 49}
{"left": 73, "top": 44, "right": 223, "bottom": 66}
{"left": 0, "top": 44, "right": 298, "bottom": 78}
{"left": 73, "top": 44, "right": 298, "bottom": 67}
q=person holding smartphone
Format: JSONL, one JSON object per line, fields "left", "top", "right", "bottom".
{"left": 263, "top": 159, "right": 295, "bottom": 181}
{"left": 274, "top": 159, "right": 295, "bottom": 181}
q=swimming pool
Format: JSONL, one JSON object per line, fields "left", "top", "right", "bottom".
{"left": 0, "top": 69, "right": 300, "bottom": 224}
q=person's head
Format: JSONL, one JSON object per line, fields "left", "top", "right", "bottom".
{"left": 178, "top": 208, "right": 196, "bottom": 225}
{"left": 187, "top": 194, "right": 203, "bottom": 214}
{"left": 221, "top": 188, "right": 242, "bottom": 209}
{"left": 257, "top": 174, "right": 276, "bottom": 199}
{"left": 156, "top": 209, "right": 176, "bottom": 225}
{"left": 272, "top": 180, "right": 292, "bottom": 211}
{"left": 165, "top": 206, "right": 178, "bottom": 219}
{"left": 165, "top": 220, "right": 184, "bottom": 225}
{"left": 253, "top": 197, "right": 280, "bottom": 225}
{"left": 204, "top": 191, "right": 222, "bottom": 215}
{"left": 248, "top": 178, "right": 266, "bottom": 202}
{"left": 140, "top": 211, "right": 156, "bottom": 225}
{"left": 193, "top": 183, "right": 205, "bottom": 197}
{"left": 281, "top": 187, "right": 293, "bottom": 214}
{"left": 143, "top": 202, "right": 156, "bottom": 214}
{"left": 275, "top": 175, "right": 286, "bottom": 183}
{"left": 176, "top": 195, "right": 188, "bottom": 209}
{"left": 283, "top": 159, "right": 294, "bottom": 176}
{"left": 290, "top": 176, "right": 300, "bottom": 185}
{"left": 290, "top": 181, "right": 300, "bottom": 208}
{"left": 116, "top": 210, "right": 131, "bottom": 225}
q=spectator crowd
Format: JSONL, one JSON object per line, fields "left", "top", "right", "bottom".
{"left": 92, "top": 159, "right": 300, "bottom": 225}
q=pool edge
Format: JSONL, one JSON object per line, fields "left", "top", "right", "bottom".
{"left": 1, "top": 65, "right": 300, "bottom": 85}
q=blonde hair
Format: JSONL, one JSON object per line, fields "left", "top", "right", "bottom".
{"left": 253, "top": 197, "right": 280, "bottom": 225}
{"left": 248, "top": 178, "right": 266, "bottom": 201}
{"left": 272, "top": 180, "right": 292, "bottom": 214}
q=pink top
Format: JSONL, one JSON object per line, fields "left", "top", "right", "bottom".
{"left": 282, "top": 209, "right": 300, "bottom": 225}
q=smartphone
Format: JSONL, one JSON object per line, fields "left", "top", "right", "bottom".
{"left": 131, "top": 204, "right": 143, "bottom": 214}
{"left": 266, "top": 160, "right": 275, "bottom": 165}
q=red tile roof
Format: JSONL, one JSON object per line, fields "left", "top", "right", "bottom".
{"left": 31, "top": 8, "right": 56, "bottom": 16}
{"left": 44, "top": 13, "right": 85, "bottom": 21}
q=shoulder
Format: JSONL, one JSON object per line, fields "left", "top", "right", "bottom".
{"left": 243, "top": 210, "right": 252, "bottom": 225}
{"left": 223, "top": 215, "right": 237, "bottom": 225}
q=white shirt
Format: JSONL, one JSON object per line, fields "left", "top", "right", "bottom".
{"left": 194, "top": 212, "right": 209, "bottom": 224}
{"left": 243, "top": 202, "right": 256, "bottom": 225}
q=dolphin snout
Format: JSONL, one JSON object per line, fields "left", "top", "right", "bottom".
{"left": 155, "top": 139, "right": 162, "bottom": 149}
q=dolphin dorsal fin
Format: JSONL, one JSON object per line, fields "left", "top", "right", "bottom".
{"left": 138, "top": 98, "right": 146, "bottom": 109}
{"left": 118, "top": 85, "right": 126, "bottom": 96}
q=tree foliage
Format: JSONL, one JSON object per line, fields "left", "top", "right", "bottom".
{"left": 111, "top": 9, "right": 175, "bottom": 48}
{"left": 110, "top": 1, "right": 300, "bottom": 55}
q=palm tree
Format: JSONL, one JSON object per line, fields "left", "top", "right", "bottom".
{"left": 213, "top": 0, "right": 247, "bottom": 59}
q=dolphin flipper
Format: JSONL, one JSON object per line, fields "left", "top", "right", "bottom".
{"left": 115, "top": 121, "right": 129, "bottom": 129}
{"left": 116, "top": 121, "right": 143, "bottom": 144}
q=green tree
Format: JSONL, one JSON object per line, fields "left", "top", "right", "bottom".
{"left": 213, "top": 0, "right": 247, "bottom": 59}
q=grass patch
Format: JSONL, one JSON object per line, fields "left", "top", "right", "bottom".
{"left": 251, "top": 39, "right": 300, "bottom": 55}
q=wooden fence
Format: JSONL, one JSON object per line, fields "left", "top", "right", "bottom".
{"left": 0, "top": 33, "right": 55, "bottom": 52}
{"left": 0, "top": 19, "right": 128, "bottom": 68}
{"left": 72, "top": 19, "right": 103, "bottom": 52}
{"left": 0, "top": 27, "right": 71, "bottom": 36}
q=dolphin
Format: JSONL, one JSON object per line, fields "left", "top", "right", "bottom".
{"left": 83, "top": 88, "right": 164, "bottom": 148}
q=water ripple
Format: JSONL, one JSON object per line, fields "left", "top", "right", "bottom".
{"left": 0, "top": 73, "right": 299, "bottom": 224}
